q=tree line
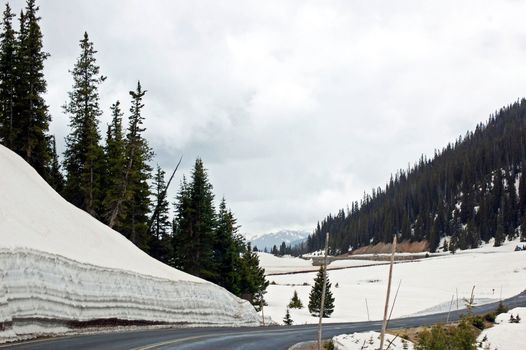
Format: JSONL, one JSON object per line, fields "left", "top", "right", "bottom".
{"left": 306, "top": 99, "right": 526, "bottom": 254}
{"left": 0, "top": 0, "right": 267, "bottom": 307}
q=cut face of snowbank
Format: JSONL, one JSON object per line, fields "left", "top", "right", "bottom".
{"left": 0, "top": 145, "right": 260, "bottom": 342}
{"left": 477, "top": 307, "right": 526, "bottom": 350}
{"left": 333, "top": 331, "right": 414, "bottom": 350}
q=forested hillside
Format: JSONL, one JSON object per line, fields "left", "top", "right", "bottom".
{"left": 307, "top": 100, "right": 526, "bottom": 253}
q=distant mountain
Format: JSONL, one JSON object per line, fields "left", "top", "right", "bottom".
{"left": 249, "top": 230, "right": 310, "bottom": 251}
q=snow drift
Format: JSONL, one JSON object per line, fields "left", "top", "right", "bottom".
{"left": 0, "top": 145, "right": 259, "bottom": 342}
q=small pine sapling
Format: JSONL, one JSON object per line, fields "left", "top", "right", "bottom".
{"left": 283, "top": 307, "right": 293, "bottom": 325}
{"left": 288, "top": 290, "right": 303, "bottom": 309}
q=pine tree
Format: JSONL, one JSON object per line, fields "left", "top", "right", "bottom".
{"left": 520, "top": 213, "right": 526, "bottom": 242}
{"left": 47, "top": 135, "right": 64, "bottom": 194}
{"left": 173, "top": 158, "right": 216, "bottom": 279}
{"left": 214, "top": 198, "right": 242, "bottom": 294}
{"left": 102, "top": 101, "right": 127, "bottom": 228}
{"left": 63, "top": 32, "right": 104, "bottom": 217}
{"left": 0, "top": 3, "right": 16, "bottom": 147}
{"left": 308, "top": 266, "right": 335, "bottom": 317}
{"left": 121, "top": 81, "right": 153, "bottom": 250}
{"left": 149, "top": 165, "right": 173, "bottom": 263}
{"left": 494, "top": 211, "right": 505, "bottom": 247}
{"left": 239, "top": 242, "right": 269, "bottom": 309}
{"left": 288, "top": 290, "right": 303, "bottom": 309}
{"left": 283, "top": 308, "right": 293, "bottom": 325}
{"left": 428, "top": 219, "right": 440, "bottom": 253}
{"left": 12, "top": 0, "right": 51, "bottom": 178}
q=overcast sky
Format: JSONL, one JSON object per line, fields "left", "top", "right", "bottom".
{"left": 12, "top": 0, "right": 526, "bottom": 236}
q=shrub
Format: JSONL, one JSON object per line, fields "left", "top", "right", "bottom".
{"left": 483, "top": 312, "right": 496, "bottom": 323}
{"left": 496, "top": 301, "right": 508, "bottom": 315}
{"left": 415, "top": 321, "right": 477, "bottom": 350}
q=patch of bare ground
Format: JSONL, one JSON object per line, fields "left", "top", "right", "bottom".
{"left": 349, "top": 240, "right": 429, "bottom": 255}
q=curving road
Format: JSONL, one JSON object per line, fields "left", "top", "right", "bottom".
{"left": 2, "top": 291, "right": 525, "bottom": 350}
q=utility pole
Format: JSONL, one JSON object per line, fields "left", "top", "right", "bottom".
{"left": 379, "top": 235, "right": 396, "bottom": 350}
{"left": 317, "top": 232, "right": 330, "bottom": 350}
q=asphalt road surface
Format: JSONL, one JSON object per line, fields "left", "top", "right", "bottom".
{"left": 2, "top": 291, "right": 525, "bottom": 350}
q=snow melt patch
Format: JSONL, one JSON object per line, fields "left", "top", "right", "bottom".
{"left": 333, "top": 331, "right": 414, "bottom": 350}
{"left": 477, "top": 307, "right": 526, "bottom": 350}
{"left": 0, "top": 145, "right": 259, "bottom": 342}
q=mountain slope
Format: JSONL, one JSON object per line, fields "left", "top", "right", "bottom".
{"left": 307, "top": 99, "right": 526, "bottom": 253}
{"left": 250, "top": 230, "right": 310, "bottom": 251}
{"left": 0, "top": 145, "right": 259, "bottom": 342}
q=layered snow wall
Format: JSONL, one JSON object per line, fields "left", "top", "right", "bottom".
{"left": 0, "top": 145, "right": 260, "bottom": 341}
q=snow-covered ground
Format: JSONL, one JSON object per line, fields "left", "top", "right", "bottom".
{"left": 477, "top": 307, "right": 526, "bottom": 350}
{"left": 258, "top": 252, "right": 385, "bottom": 275}
{"left": 264, "top": 239, "right": 526, "bottom": 325}
{"left": 0, "top": 145, "right": 259, "bottom": 343}
{"left": 333, "top": 331, "right": 414, "bottom": 350}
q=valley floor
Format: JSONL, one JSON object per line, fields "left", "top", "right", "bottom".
{"left": 260, "top": 238, "right": 526, "bottom": 326}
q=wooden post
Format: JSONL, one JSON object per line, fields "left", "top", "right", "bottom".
{"left": 365, "top": 298, "right": 370, "bottom": 321}
{"left": 446, "top": 294, "right": 454, "bottom": 323}
{"left": 260, "top": 293, "right": 265, "bottom": 326}
{"left": 379, "top": 235, "right": 397, "bottom": 350}
{"left": 317, "top": 232, "right": 330, "bottom": 350}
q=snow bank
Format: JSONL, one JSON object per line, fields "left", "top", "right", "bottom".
{"left": 257, "top": 253, "right": 313, "bottom": 274}
{"left": 477, "top": 307, "right": 526, "bottom": 350}
{"left": 333, "top": 331, "right": 414, "bottom": 350}
{"left": 0, "top": 145, "right": 259, "bottom": 342}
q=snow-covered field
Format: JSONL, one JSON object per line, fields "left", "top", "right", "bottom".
{"left": 264, "top": 239, "right": 526, "bottom": 325}
{"left": 477, "top": 307, "right": 526, "bottom": 350}
{"left": 258, "top": 252, "right": 385, "bottom": 275}
{"left": 0, "top": 145, "right": 259, "bottom": 343}
{"left": 333, "top": 331, "right": 414, "bottom": 350}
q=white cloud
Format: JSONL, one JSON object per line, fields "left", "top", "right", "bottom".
{"left": 17, "top": 0, "right": 526, "bottom": 235}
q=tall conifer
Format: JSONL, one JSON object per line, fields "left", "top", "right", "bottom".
{"left": 0, "top": 3, "right": 16, "bottom": 147}
{"left": 102, "top": 101, "right": 127, "bottom": 228}
{"left": 12, "top": 0, "right": 51, "bottom": 178}
{"left": 149, "top": 165, "right": 172, "bottom": 263}
{"left": 63, "top": 32, "right": 104, "bottom": 217}
{"left": 121, "top": 81, "right": 152, "bottom": 250}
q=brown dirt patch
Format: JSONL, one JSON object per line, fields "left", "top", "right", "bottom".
{"left": 350, "top": 240, "right": 429, "bottom": 255}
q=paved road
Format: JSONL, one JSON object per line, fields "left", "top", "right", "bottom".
{"left": 3, "top": 291, "right": 525, "bottom": 350}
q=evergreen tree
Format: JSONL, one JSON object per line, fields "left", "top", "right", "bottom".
{"left": 47, "top": 135, "right": 64, "bottom": 194}
{"left": 0, "top": 3, "right": 16, "bottom": 147}
{"left": 239, "top": 242, "right": 269, "bottom": 309}
{"left": 121, "top": 81, "right": 152, "bottom": 250}
{"left": 308, "top": 266, "right": 335, "bottom": 317}
{"left": 283, "top": 308, "right": 293, "bottom": 325}
{"left": 12, "top": 0, "right": 51, "bottom": 179}
{"left": 521, "top": 213, "right": 526, "bottom": 242}
{"left": 428, "top": 219, "right": 440, "bottom": 253}
{"left": 63, "top": 32, "right": 104, "bottom": 217}
{"left": 288, "top": 290, "right": 303, "bottom": 309}
{"left": 149, "top": 165, "right": 173, "bottom": 263}
{"left": 214, "top": 198, "right": 242, "bottom": 294}
{"left": 173, "top": 158, "right": 216, "bottom": 279}
{"left": 494, "top": 211, "right": 505, "bottom": 247}
{"left": 102, "top": 101, "right": 127, "bottom": 228}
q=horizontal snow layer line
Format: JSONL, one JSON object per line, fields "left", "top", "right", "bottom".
{"left": 0, "top": 248, "right": 260, "bottom": 335}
